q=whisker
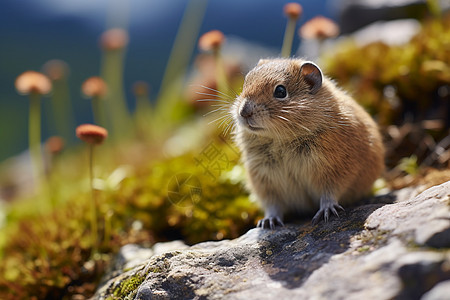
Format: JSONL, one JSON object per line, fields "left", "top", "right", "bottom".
{"left": 210, "top": 104, "right": 229, "bottom": 110}
{"left": 207, "top": 108, "right": 231, "bottom": 117}
{"left": 203, "top": 107, "right": 229, "bottom": 117}
{"left": 218, "top": 116, "right": 233, "bottom": 129}
{"left": 275, "top": 115, "right": 298, "bottom": 141}
{"left": 223, "top": 119, "right": 236, "bottom": 136}
{"left": 210, "top": 107, "right": 229, "bottom": 113}
{"left": 228, "top": 86, "right": 240, "bottom": 98}
{"left": 196, "top": 99, "right": 231, "bottom": 104}
{"left": 195, "top": 92, "right": 220, "bottom": 97}
{"left": 193, "top": 82, "right": 239, "bottom": 138}
{"left": 277, "top": 115, "right": 290, "bottom": 122}
{"left": 207, "top": 114, "right": 230, "bottom": 124}
{"left": 282, "top": 105, "right": 307, "bottom": 110}
{"left": 195, "top": 92, "right": 232, "bottom": 101}
{"left": 198, "top": 85, "right": 233, "bottom": 99}
{"left": 275, "top": 113, "right": 313, "bottom": 136}
{"left": 297, "top": 123, "right": 312, "bottom": 133}
{"left": 217, "top": 117, "right": 234, "bottom": 133}
{"left": 273, "top": 124, "right": 284, "bottom": 144}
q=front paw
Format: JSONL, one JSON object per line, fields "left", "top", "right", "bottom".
{"left": 311, "top": 203, "right": 344, "bottom": 225}
{"left": 257, "top": 217, "right": 284, "bottom": 229}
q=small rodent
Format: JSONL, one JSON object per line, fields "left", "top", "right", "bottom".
{"left": 231, "top": 58, "right": 385, "bottom": 229}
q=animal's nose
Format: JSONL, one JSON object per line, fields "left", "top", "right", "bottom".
{"left": 240, "top": 101, "right": 254, "bottom": 118}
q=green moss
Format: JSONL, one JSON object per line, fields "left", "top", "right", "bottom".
{"left": 323, "top": 14, "right": 450, "bottom": 136}
{"left": 112, "top": 273, "right": 146, "bottom": 299}
{"left": 357, "top": 245, "right": 371, "bottom": 253}
{"left": 355, "top": 229, "right": 391, "bottom": 254}
{"left": 0, "top": 131, "right": 259, "bottom": 299}
{"left": 109, "top": 264, "right": 165, "bottom": 299}
{"left": 343, "top": 219, "right": 366, "bottom": 232}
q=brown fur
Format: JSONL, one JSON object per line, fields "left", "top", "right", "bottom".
{"left": 231, "top": 58, "right": 384, "bottom": 227}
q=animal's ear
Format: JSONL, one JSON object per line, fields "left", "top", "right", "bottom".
{"left": 300, "top": 61, "right": 323, "bottom": 94}
{"left": 257, "top": 59, "right": 270, "bottom": 66}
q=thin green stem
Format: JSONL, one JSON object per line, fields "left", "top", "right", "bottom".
{"left": 155, "top": 0, "right": 208, "bottom": 126}
{"left": 281, "top": 18, "right": 297, "bottom": 58}
{"left": 103, "top": 210, "right": 112, "bottom": 249}
{"left": 135, "top": 95, "right": 152, "bottom": 139}
{"left": 91, "top": 96, "right": 107, "bottom": 127}
{"left": 29, "top": 93, "right": 43, "bottom": 191}
{"left": 92, "top": 97, "right": 100, "bottom": 125}
{"left": 101, "top": 50, "right": 130, "bottom": 139}
{"left": 50, "top": 78, "right": 75, "bottom": 143}
{"left": 89, "top": 144, "right": 99, "bottom": 257}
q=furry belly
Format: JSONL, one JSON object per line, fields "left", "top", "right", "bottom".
{"left": 246, "top": 160, "right": 320, "bottom": 214}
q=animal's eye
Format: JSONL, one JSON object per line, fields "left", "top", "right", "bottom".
{"left": 273, "top": 85, "right": 287, "bottom": 99}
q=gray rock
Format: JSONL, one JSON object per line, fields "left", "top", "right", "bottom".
{"left": 422, "top": 280, "right": 450, "bottom": 300}
{"left": 94, "top": 181, "right": 450, "bottom": 300}
{"left": 366, "top": 182, "right": 450, "bottom": 248}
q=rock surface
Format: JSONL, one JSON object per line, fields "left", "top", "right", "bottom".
{"left": 94, "top": 181, "right": 450, "bottom": 300}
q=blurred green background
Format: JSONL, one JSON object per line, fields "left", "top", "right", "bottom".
{"left": 0, "top": 0, "right": 337, "bottom": 161}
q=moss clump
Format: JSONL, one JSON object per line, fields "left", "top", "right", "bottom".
{"left": 354, "top": 229, "right": 391, "bottom": 253}
{"left": 105, "top": 265, "right": 163, "bottom": 300}
{"left": 0, "top": 195, "right": 112, "bottom": 299}
{"left": 0, "top": 132, "right": 260, "bottom": 299}
{"left": 357, "top": 245, "right": 371, "bottom": 253}
{"left": 324, "top": 14, "right": 450, "bottom": 128}
{"left": 112, "top": 272, "right": 146, "bottom": 299}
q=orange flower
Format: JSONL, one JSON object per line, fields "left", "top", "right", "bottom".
{"left": 100, "top": 28, "right": 129, "bottom": 51}
{"left": 299, "top": 16, "right": 340, "bottom": 40}
{"left": 133, "top": 81, "right": 149, "bottom": 97}
{"left": 82, "top": 77, "right": 107, "bottom": 98}
{"left": 42, "top": 60, "right": 69, "bottom": 81}
{"left": 15, "top": 71, "right": 52, "bottom": 95}
{"left": 76, "top": 124, "right": 108, "bottom": 144}
{"left": 198, "top": 30, "right": 225, "bottom": 52}
{"left": 284, "top": 3, "right": 303, "bottom": 20}
{"left": 46, "top": 136, "right": 65, "bottom": 154}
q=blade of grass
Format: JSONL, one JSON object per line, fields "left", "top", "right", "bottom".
{"left": 155, "top": 0, "right": 209, "bottom": 128}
